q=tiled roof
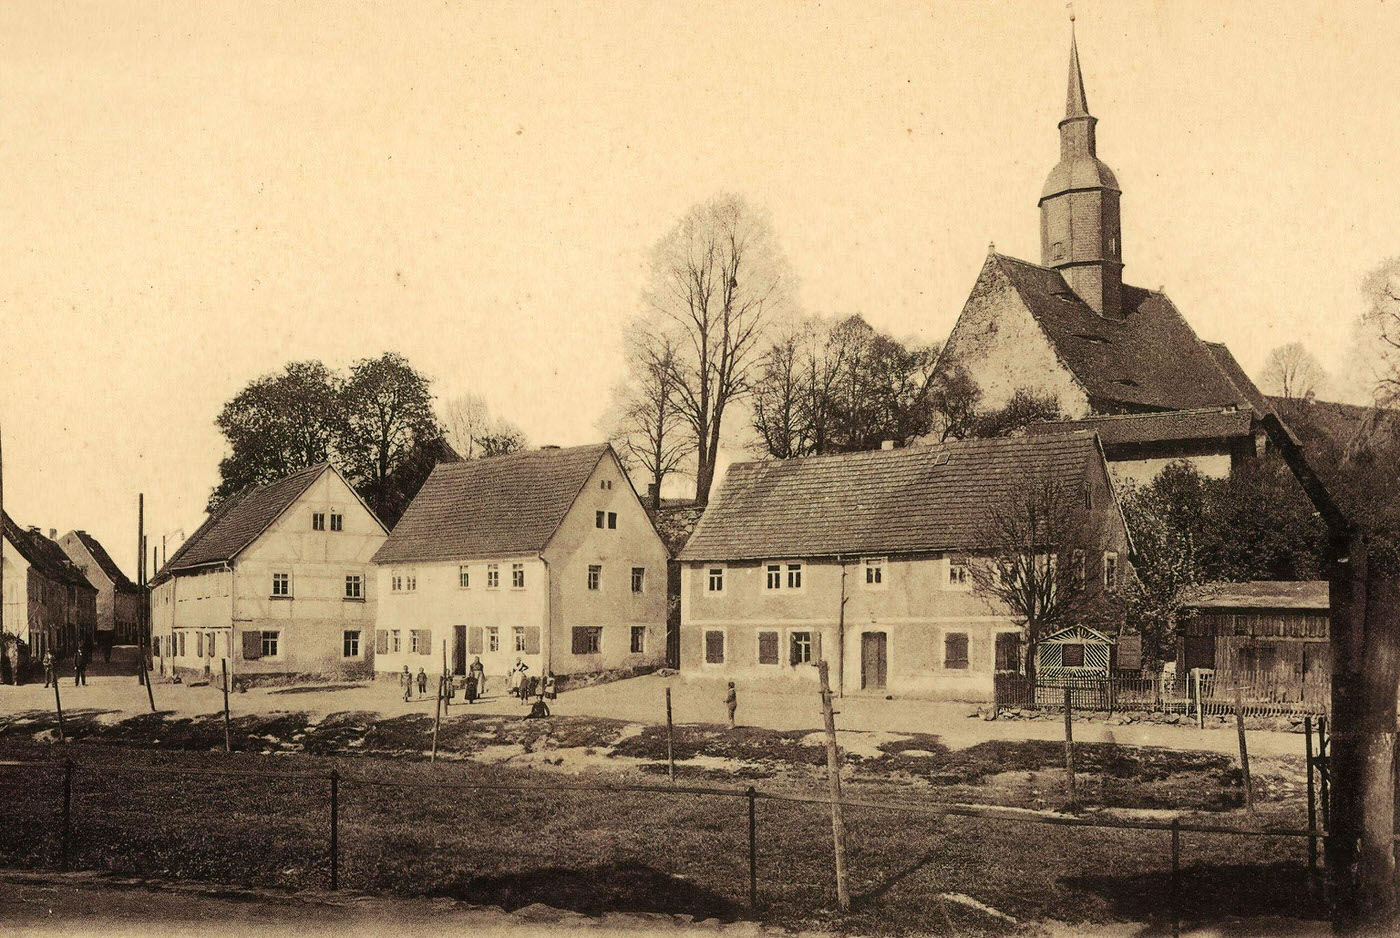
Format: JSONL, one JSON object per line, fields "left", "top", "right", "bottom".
{"left": 153, "top": 464, "right": 329, "bottom": 582}
{"left": 1202, "top": 342, "right": 1273, "bottom": 418}
{"left": 1027, "top": 408, "right": 1254, "bottom": 447}
{"left": 993, "top": 254, "right": 1250, "bottom": 413}
{"left": 3, "top": 514, "right": 96, "bottom": 591}
{"left": 1185, "top": 581, "right": 1329, "bottom": 612}
{"left": 677, "top": 432, "right": 1104, "bottom": 562}
{"left": 372, "top": 444, "right": 611, "bottom": 565}
{"left": 70, "top": 530, "right": 138, "bottom": 592}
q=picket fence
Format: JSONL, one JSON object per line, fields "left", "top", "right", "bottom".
{"left": 994, "top": 670, "right": 1328, "bottom": 718}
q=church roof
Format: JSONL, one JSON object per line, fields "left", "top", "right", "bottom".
{"left": 991, "top": 253, "right": 1255, "bottom": 413}
{"left": 1028, "top": 408, "right": 1255, "bottom": 447}
{"left": 1066, "top": 31, "right": 1090, "bottom": 119}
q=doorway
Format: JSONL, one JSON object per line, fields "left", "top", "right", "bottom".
{"left": 861, "top": 631, "right": 887, "bottom": 690}
{"left": 452, "top": 626, "right": 467, "bottom": 675}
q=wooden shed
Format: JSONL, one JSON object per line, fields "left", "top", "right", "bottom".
{"left": 1178, "top": 582, "right": 1329, "bottom": 698}
{"left": 1037, "top": 625, "right": 1115, "bottom": 679}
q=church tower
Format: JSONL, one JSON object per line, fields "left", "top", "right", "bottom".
{"left": 1039, "top": 27, "right": 1123, "bottom": 319}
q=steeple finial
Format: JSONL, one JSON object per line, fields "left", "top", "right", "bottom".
{"left": 1066, "top": 19, "right": 1090, "bottom": 119}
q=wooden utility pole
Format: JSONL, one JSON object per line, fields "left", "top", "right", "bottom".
{"left": 817, "top": 660, "right": 850, "bottom": 911}
{"left": 1062, "top": 686, "right": 1076, "bottom": 811}
{"left": 1233, "top": 684, "right": 1253, "bottom": 815}
{"left": 665, "top": 686, "right": 675, "bottom": 784}
{"left": 835, "top": 561, "right": 848, "bottom": 698}
{"left": 221, "top": 658, "right": 232, "bottom": 753}
{"left": 136, "top": 496, "right": 145, "bottom": 687}
{"left": 431, "top": 640, "right": 445, "bottom": 762}
{"left": 1, "top": 424, "right": 6, "bottom": 669}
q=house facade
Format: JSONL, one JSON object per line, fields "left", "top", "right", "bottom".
{"left": 58, "top": 530, "right": 141, "bottom": 647}
{"left": 933, "top": 33, "right": 1273, "bottom": 480}
{"left": 149, "top": 464, "right": 387, "bottom": 683}
{"left": 2, "top": 515, "right": 98, "bottom": 661}
{"left": 677, "top": 433, "right": 1133, "bottom": 701}
{"left": 371, "top": 444, "right": 669, "bottom": 688}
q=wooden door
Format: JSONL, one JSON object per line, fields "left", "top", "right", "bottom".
{"left": 861, "top": 631, "right": 887, "bottom": 690}
{"left": 452, "top": 626, "right": 467, "bottom": 675}
{"left": 1182, "top": 634, "right": 1216, "bottom": 672}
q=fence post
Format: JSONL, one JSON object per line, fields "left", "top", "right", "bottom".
{"left": 817, "top": 660, "right": 850, "bottom": 912}
{"left": 52, "top": 677, "right": 66, "bottom": 744}
{"left": 1317, "top": 715, "right": 1330, "bottom": 831}
{"left": 1233, "top": 684, "right": 1253, "bottom": 815}
{"left": 329, "top": 769, "right": 339, "bottom": 891}
{"left": 1305, "top": 716, "right": 1318, "bottom": 873}
{"left": 221, "top": 658, "right": 232, "bottom": 754}
{"left": 747, "top": 785, "right": 758, "bottom": 910}
{"left": 60, "top": 757, "right": 72, "bottom": 872}
{"left": 1063, "top": 686, "right": 1077, "bottom": 811}
{"left": 1170, "top": 818, "right": 1180, "bottom": 938}
{"left": 665, "top": 687, "right": 676, "bottom": 785}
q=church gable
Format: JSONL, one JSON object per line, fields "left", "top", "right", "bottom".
{"left": 938, "top": 252, "right": 1092, "bottom": 418}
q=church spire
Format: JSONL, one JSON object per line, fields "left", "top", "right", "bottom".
{"left": 1039, "top": 23, "right": 1124, "bottom": 319}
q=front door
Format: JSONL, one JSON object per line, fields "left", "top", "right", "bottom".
{"left": 452, "top": 626, "right": 467, "bottom": 675}
{"left": 861, "top": 631, "right": 887, "bottom": 690}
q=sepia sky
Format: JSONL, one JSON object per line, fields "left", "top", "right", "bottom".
{"left": 3, "top": 0, "right": 1399, "bottom": 576}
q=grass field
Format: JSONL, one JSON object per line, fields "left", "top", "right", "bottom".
{"left": 0, "top": 707, "right": 1326, "bottom": 936}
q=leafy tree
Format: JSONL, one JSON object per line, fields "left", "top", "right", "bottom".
{"left": 340, "top": 353, "right": 442, "bottom": 520}
{"left": 477, "top": 430, "right": 528, "bottom": 457}
{"left": 210, "top": 361, "right": 345, "bottom": 508}
{"left": 641, "top": 193, "right": 791, "bottom": 503}
{"left": 372, "top": 436, "right": 460, "bottom": 529}
{"left": 969, "top": 388, "right": 1064, "bottom": 439}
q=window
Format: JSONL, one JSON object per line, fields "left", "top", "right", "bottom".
{"left": 410, "top": 630, "right": 424, "bottom": 654}
{"left": 787, "top": 563, "right": 803, "bottom": 590}
{"left": 707, "top": 567, "right": 724, "bottom": 593}
{"left": 704, "top": 629, "right": 725, "bottom": 664}
{"left": 600, "top": 479, "right": 612, "bottom": 490}
{"left": 261, "top": 631, "right": 279, "bottom": 657}
{"left": 947, "top": 559, "right": 969, "bottom": 588}
{"left": 196, "top": 632, "right": 204, "bottom": 657}
{"left": 271, "top": 572, "right": 291, "bottom": 597}
{"left": 766, "top": 563, "right": 803, "bottom": 590}
{"left": 587, "top": 564, "right": 602, "bottom": 591}
{"left": 513, "top": 626, "right": 527, "bottom": 652}
{"left": 630, "top": 567, "right": 646, "bottom": 593}
{"left": 1108, "top": 234, "right": 1118, "bottom": 256}
{"left": 1061, "top": 643, "right": 1086, "bottom": 668}
{"left": 345, "top": 575, "right": 362, "bottom": 599}
{"left": 757, "top": 631, "right": 779, "bottom": 665}
{"left": 405, "top": 573, "right": 416, "bottom": 592}
{"left": 607, "top": 511, "right": 617, "bottom": 529}
{"left": 596, "top": 511, "right": 606, "bottom": 528}
{"left": 766, "top": 563, "right": 782, "bottom": 590}
{"left": 1053, "top": 240, "right": 1065, "bottom": 261}
{"left": 330, "top": 512, "right": 343, "bottom": 532}
{"left": 1083, "top": 483, "right": 1094, "bottom": 511}
{"left": 572, "top": 626, "right": 602, "bottom": 655}
{"left": 487, "top": 564, "right": 500, "bottom": 589}
{"left": 995, "top": 633, "right": 1021, "bottom": 671}
{"left": 864, "top": 557, "right": 886, "bottom": 587}
{"left": 487, "top": 626, "right": 500, "bottom": 652}
{"left": 630, "top": 625, "right": 646, "bottom": 654}
{"left": 459, "top": 565, "right": 470, "bottom": 589}
{"left": 391, "top": 572, "right": 403, "bottom": 592}
{"left": 790, "top": 631, "right": 813, "bottom": 666}
{"left": 343, "top": 630, "right": 361, "bottom": 657}
{"left": 312, "top": 512, "right": 326, "bottom": 531}
{"left": 391, "top": 629, "right": 401, "bottom": 653}
{"left": 944, "top": 632, "right": 969, "bottom": 669}
{"left": 512, "top": 563, "right": 525, "bottom": 589}
{"left": 1104, "top": 551, "right": 1119, "bottom": 590}
{"left": 178, "top": 632, "right": 186, "bottom": 657}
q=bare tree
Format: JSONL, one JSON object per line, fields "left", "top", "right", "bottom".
{"left": 1355, "top": 257, "right": 1400, "bottom": 406}
{"left": 440, "top": 391, "right": 528, "bottom": 459}
{"left": 608, "top": 330, "right": 694, "bottom": 507}
{"left": 927, "top": 356, "right": 982, "bottom": 442}
{"left": 967, "top": 474, "right": 1118, "bottom": 686}
{"left": 1259, "top": 341, "right": 1327, "bottom": 401}
{"left": 642, "top": 194, "right": 791, "bottom": 503}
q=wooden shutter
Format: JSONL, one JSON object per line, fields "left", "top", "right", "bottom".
{"left": 242, "top": 631, "right": 262, "bottom": 660}
{"left": 524, "top": 627, "right": 541, "bottom": 655}
{"left": 376, "top": 630, "right": 388, "bottom": 654}
{"left": 811, "top": 631, "right": 822, "bottom": 664}
{"left": 419, "top": 629, "right": 434, "bottom": 655}
{"left": 468, "top": 626, "right": 483, "bottom": 655}
{"left": 759, "top": 631, "right": 779, "bottom": 665}
{"left": 705, "top": 630, "right": 724, "bottom": 664}
{"left": 571, "top": 628, "right": 585, "bottom": 655}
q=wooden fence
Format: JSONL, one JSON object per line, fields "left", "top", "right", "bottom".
{"left": 994, "top": 671, "right": 1328, "bottom": 717}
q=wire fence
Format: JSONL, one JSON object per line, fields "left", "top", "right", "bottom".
{"left": 0, "top": 752, "right": 1332, "bottom": 935}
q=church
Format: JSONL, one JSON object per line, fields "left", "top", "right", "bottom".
{"left": 936, "top": 30, "right": 1273, "bottom": 485}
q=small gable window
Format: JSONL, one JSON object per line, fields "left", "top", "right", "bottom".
{"left": 706, "top": 567, "right": 725, "bottom": 593}
{"left": 330, "top": 511, "right": 343, "bottom": 532}
{"left": 312, "top": 512, "right": 326, "bottom": 531}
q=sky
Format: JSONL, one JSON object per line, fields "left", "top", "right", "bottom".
{"left": 3, "top": 0, "right": 1399, "bottom": 577}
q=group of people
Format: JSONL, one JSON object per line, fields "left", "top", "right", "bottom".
{"left": 41, "top": 635, "right": 96, "bottom": 688}
{"left": 398, "top": 656, "right": 556, "bottom": 711}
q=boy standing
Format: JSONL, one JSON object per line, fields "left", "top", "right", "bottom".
{"left": 725, "top": 681, "right": 737, "bottom": 728}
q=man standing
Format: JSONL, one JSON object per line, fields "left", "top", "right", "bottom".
{"left": 725, "top": 681, "right": 737, "bottom": 728}
{"left": 73, "top": 646, "right": 87, "bottom": 686}
{"left": 42, "top": 650, "right": 55, "bottom": 688}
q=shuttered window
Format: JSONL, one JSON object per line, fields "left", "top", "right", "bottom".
{"left": 376, "top": 630, "right": 389, "bottom": 654}
{"left": 757, "top": 631, "right": 779, "bottom": 665}
{"left": 572, "top": 626, "right": 602, "bottom": 655}
{"left": 944, "top": 632, "right": 969, "bottom": 670}
{"left": 468, "top": 626, "right": 483, "bottom": 655}
{"left": 704, "top": 630, "right": 725, "bottom": 664}
{"left": 242, "top": 631, "right": 262, "bottom": 660}
{"left": 260, "top": 631, "right": 279, "bottom": 658}
{"left": 524, "top": 627, "right": 540, "bottom": 655}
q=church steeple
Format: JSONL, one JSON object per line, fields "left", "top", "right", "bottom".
{"left": 1040, "top": 24, "right": 1124, "bottom": 319}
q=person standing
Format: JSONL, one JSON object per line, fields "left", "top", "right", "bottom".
{"left": 416, "top": 667, "right": 428, "bottom": 698}
{"left": 469, "top": 656, "right": 486, "bottom": 698}
{"left": 725, "top": 681, "right": 737, "bottom": 728}
{"left": 73, "top": 647, "right": 87, "bottom": 686}
{"left": 42, "top": 650, "right": 55, "bottom": 688}
{"left": 401, "top": 664, "right": 412, "bottom": 702}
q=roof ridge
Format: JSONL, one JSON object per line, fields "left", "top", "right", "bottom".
{"left": 1034, "top": 406, "right": 1240, "bottom": 426}
{"left": 724, "top": 432, "right": 1096, "bottom": 474}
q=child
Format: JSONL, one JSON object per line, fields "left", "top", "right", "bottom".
{"left": 725, "top": 681, "right": 737, "bottom": 728}
{"left": 42, "top": 651, "right": 55, "bottom": 688}
{"left": 400, "top": 664, "right": 412, "bottom": 702}
{"left": 416, "top": 667, "right": 428, "bottom": 698}
{"left": 543, "top": 672, "right": 557, "bottom": 701}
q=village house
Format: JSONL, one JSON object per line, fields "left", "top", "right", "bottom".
{"left": 371, "top": 443, "right": 669, "bottom": 689}
{"left": 1179, "top": 581, "right": 1330, "bottom": 704}
{"left": 58, "top": 530, "right": 141, "bottom": 649}
{"left": 149, "top": 464, "right": 387, "bottom": 683}
{"left": 676, "top": 432, "right": 1133, "bottom": 701}
{"left": 1, "top": 515, "right": 98, "bottom": 663}
{"left": 934, "top": 34, "right": 1273, "bottom": 482}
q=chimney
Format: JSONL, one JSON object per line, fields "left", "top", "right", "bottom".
{"left": 49, "top": 529, "right": 57, "bottom": 540}
{"left": 27, "top": 526, "right": 40, "bottom": 535}
{"left": 881, "top": 440, "right": 897, "bottom": 451}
